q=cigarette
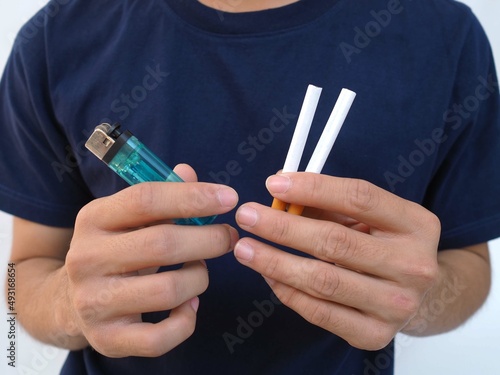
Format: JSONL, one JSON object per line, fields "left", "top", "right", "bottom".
{"left": 286, "top": 88, "right": 357, "bottom": 216}
{"left": 306, "top": 88, "right": 356, "bottom": 173}
{"left": 272, "top": 84, "right": 323, "bottom": 210}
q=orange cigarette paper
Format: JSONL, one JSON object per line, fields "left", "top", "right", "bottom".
{"left": 286, "top": 204, "right": 305, "bottom": 216}
{"left": 271, "top": 198, "right": 288, "bottom": 211}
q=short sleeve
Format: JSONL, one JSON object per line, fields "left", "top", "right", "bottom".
{"left": 0, "top": 10, "right": 93, "bottom": 227}
{"left": 423, "top": 9, "right": 500, "bottom": 249}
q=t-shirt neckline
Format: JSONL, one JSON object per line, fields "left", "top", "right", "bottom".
{"left": 164, "top": 0, "right": 341, "bottom": 35}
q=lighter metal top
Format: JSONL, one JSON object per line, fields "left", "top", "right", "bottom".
{"left": 85, "top": 123, "right": 116, "bottom": 160}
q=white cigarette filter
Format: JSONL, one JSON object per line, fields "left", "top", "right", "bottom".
{"left": 305, "top": 88, "right": 356, "bottom": 173}
{"left": 272, "top": 85, "right": 356, "bottom": 214}
{"left": 282, "top": 84, "right": 323, "bottom": 173}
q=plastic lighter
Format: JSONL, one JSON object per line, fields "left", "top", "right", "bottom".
{"left": 85, "top": 123, "right": 216, "bottom": 226}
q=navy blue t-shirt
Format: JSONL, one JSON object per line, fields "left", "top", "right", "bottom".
{"left": 1, "top": 0, "right": 500, "bottom": 374}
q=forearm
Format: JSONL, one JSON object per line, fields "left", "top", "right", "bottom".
{"left": 402, "top": 244, "right": 491, "bottom": 336}
{"left": 10, "top": 257, "right": 88, "bottom": 350}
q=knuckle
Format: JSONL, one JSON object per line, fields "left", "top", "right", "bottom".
{"left": 198, "top": 267, "right": 210, "bottom": 291}
{"left": 138, "top": 335, "right": 170, "bottom": 358}
{"left": 178, "top": 185, "right": 212, "bottom": 216}
{"left": 419, "top": 260, "right": 439, "bottom": 285}
{"left": 180, "top": 313, "right": 197, "bottom": 339}
{"left": 404, "top": 258, "right": 439, "bottom": 287}
{"left": 184, "top": 262, "right": 210, "bottom": 294}
{"left": 269, "top": 214, "right": 292, "bottom": 244}
{"left": 308, "top": 266, "right": 341, "bottom": 299}
{"left": 143, "top": 318, "right": 196, "bottom": 358}
{"left": 263, "top": 253, "right": 282, "bottom": 279}
{"left": 353, "top": 323, "right": 394, "bottom": 351}
{"left": 90, "top": 329, "right": 122, "bottom": 357}
{"left": 152, "top": 277, "right": 178, "bottom": 303}
{"left": 95, "top": 285, "right": 115, "bottom": 307}
{"left": 148, "top": 226, "right": 178, "bottom": 260}
{"left": 307, "top": 173, "right": 325, "bottom": 196}
{"left": 271, "top": 284, "right": 292, "bottom": 306}
{"left": 141, "top": 346, "right": 165, "bottom": 358}
{"left": 370, "top": 326, "right": 395, "bottom": 350}
{"left": 71, "top": 291, "right": 88, "bottom": 313}
{"left": 390, "top": 290, "right": 420, "bottom": 321}
{"left": 89, "top": 329, "right": 107, "bottom": 351}
{"left": 193, "top": 186, "right": 213, "bottom": 211}
{"left": 65, "top": 249, "right": 83, "bottom": 278}
{"left": 74, "top": 198, "right": 109, "bottom": 233}
{"left": 412, "top": 205, "right": 442, "bottom": 236}
{"left": 126, "top": 183, "right": 157, "bottom": 217}
{"left": 347, "top": 179, "right": 378, "bottom": 213}
{"left": 315, "top": 224, "right": 353, "bottom": 262}
{"left": 424, "top": 211, "right": 442, "bottom": 238}
{"left": 74, "top": 202, "right": 95, "bottom": 229}
{"left": 72, "top": 291, "right": 96, "bottom": 321}
{"left": 307, "top": 303, "right": 334, "bottom": 328}
{"left": 373, "top": 324, "right": 396, "bottom": 350}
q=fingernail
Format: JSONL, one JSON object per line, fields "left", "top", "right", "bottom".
{"left": 190, "top": 297, "right": 200, "bottom": 312}
{"left": 236, "top": 206, "right": 259, "bottom": 227}
{"left": 266, "top": 175, "right": 291, "bottom": 194}
{"left": 217, "top": 187, "right": 238, "bottom": 208}
{"left": 234, "top": 241, "right": 255, "bottom": 262}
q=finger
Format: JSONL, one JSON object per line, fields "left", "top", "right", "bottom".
{"left": 266, "top": 279, "right": 396, "bottom": 350}
{"left": 93, "top": 297, "right": 199, "bottom": 358}
{"left": 235, "top": 203, "right": 391, "bottom": 276}
{"left": 81, "top": 182, "right": 239, "bottom": 230}
{"left": 139, "top": 164, "right": 198, "bottom": 227}
{"left": 173, "top": 163, "right": 198, "bottom": 183}
{"left": 104, "top": 224, "right": 239, "bottom": 274}
{"left": 266, "top": 173, "right": 430, "bottom": 233}
{"left": 303, "top": 208, "right": 371, "bottom": 233}
{"left": 98, "top": 262, "right": 208, "bottom": 318}
{"left": 234, "top": 237, "right": 391, "bottom": 315}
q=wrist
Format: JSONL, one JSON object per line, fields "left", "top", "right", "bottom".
{"left": 53, "top": 267, "right": 89, "bottom": 350}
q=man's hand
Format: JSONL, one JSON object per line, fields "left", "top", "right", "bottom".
{"left": 234, "top": 172, "right": 440, "bottom": 350}
{"left": 64, "top": 164, "right": 239, "bottom": 357}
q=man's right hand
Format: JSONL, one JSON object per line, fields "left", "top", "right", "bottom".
{"left": 64, "top": 164, "right": 239, "bottom": 357}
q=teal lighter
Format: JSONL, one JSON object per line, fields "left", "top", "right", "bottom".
{"left": 85, "top": 123, "right": 216, "bottom": 226}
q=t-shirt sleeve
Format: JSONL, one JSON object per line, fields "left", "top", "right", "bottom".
{"left": 0, "top": 12, "right": 93, "bottom": 228}
{"left": 423, "top": 8, "right": 500, "bottom": 250}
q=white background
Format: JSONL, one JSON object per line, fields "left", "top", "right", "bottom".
{"left": 0, "top": 1, "right": 499, "bottom": 374}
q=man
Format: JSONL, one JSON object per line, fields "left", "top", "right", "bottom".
{"left": 1, "top": 0, "right": 499, "bottom": 373}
